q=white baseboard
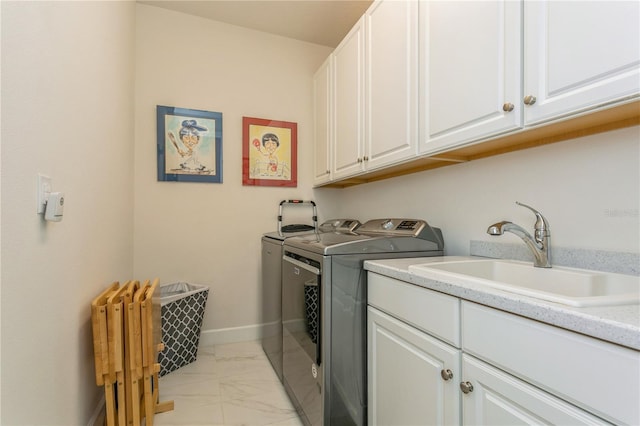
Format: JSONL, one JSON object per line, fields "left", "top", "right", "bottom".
{"left": 198, "top": 323, "right": 264, "bottom": 347}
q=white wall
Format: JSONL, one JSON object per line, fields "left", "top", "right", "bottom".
{"left": 314, "top": 125, "right": 640, "bottom": 256}
{"left": 0, "top": 1, "right": 135, "bottom": 424}
{"left": 134, "top": 5, "right": 332, "bottom": 341}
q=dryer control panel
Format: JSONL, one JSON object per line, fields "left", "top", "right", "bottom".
{"left": 359, "top": 219, "right": 425, "bottom": 236}
{"left": 358, "top": 218, "right": 444, "bottom": 250}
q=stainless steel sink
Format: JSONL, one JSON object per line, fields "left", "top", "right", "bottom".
{"left": 408, "top": 259, "right": 640, "bottom": 307}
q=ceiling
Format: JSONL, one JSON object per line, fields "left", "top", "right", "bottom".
{"left": 138, "top": 0, "right": 373, "bottom": 48}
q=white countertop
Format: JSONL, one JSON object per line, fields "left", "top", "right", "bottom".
{"left": 364, "top": 256, "right": 640, "bottom": 351}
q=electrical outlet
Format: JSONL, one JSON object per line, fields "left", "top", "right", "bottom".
{"left": 37, "top": 174, "right": 52, "bottom": 214}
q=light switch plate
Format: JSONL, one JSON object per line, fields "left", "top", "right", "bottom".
{"left": 37, "top": 174, "right": 52, "bottom": 214}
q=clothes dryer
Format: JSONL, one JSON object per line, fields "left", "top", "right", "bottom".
{"left": 281, "top": 219, "right": 444, "bottom": 425}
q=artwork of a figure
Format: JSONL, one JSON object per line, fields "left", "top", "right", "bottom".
{"left": 157, "top": 105, "right": 222, "bottom": 183}
{"left": 248, "top": 126, "right": 291, "bottom": 180}
{"left": 242, "top": 116, "right": 297, "bottom": 187}
{"left": 165, "top": 118, "right": 216, "bottom": 175}
{"left": 252, "top": 133, "right": 280, "bottom": 174}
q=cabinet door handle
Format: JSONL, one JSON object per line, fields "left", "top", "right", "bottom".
{"left": 363, "top": 156, "right": 369, "bottom": 161}
{"left": 460, "top": 381, "right": 474, "bottom": 394}
{"left": 440, "top": 369, "right": 453, "bottom": 381}
{"left": 524, "top": 95, "right": 537, "bottom": 105}
{"left": 502, "top": 102, "right": 514, "bottom": 112}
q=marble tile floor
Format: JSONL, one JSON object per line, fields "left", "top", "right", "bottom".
{"left": 154, "top": 340, "right": 304, "bottom": 426}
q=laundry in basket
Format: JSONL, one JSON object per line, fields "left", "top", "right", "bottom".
{"left": 158, "top": 282, "right": 209, "bottom": 376}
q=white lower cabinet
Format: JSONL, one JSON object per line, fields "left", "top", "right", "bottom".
{"left": 462, "top": 301, "right": 639, "bottom": 425}
{"left": 367, "top": 272, "right": 640, "bottom": 425}
{"left": 368, "top": 306, "right": 461, "bottom": 426}
{"left": 461, "top": 354, "right": 611, "bottom": 425}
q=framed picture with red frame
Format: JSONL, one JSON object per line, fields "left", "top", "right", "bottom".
{"left": 242, "top": 116, "right": 297, "bottom": 187}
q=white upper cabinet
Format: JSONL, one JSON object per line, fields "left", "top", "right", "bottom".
{"left": 313, "top": 56, "right": 332, "bottom": 186}
{"left": 419, "top": 0, "right": 523, "bottom": 155}
{"left": 332, "top": 16, "right": 366, "bottom": 180}
{"left": 524, "top": 1, "right": 640, "bottom": 125}
{"left": 331, "top": 0, "right": 419, "bottom": 181}
{"left": 315, "top": 0, "right": 639, "bottom": 186}
{"left": 365, "top": 0, "right": 418, "bottom": 171}
{"left": 419, "top": 0, "right": 640, "bottom": 155}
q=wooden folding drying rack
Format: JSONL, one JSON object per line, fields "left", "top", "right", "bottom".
{"left": 92, "top": 279, "right": 174, "bottom": 426}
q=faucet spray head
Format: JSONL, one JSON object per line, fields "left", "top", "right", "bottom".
{"left": 487, "top": 221, "right": 511, "bottom": 235}
{"left": 487, "top": 202, "right": 552, "bottom": 267}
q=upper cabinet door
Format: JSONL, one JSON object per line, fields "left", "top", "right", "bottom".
{"left": 332, "top": 17, "right": 365, "bottom": 181}
{"left": 365, "top": 0, "right": 419, "bottom": 170}
{"left": 419, "top": 0, "right": 523, "bottom": 155}
{"left": 524, "top": 1, "right": 640, "bottom": 125}
{"left": 313, "top": 56, "right": 332, "bottom": 186}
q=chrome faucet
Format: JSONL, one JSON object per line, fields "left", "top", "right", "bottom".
{"left": 487, "top": 202, "right": 551, "bottom": 268}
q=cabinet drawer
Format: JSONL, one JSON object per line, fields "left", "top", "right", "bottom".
{"left": 462, "top": 301, "right": 640, "bottom": 425}
{"left": 368, "top": 272, "right": 460, "bottom": 347}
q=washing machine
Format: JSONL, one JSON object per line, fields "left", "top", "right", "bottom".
{"left": 261, "top": 200, "right": 360, "bottom": 381}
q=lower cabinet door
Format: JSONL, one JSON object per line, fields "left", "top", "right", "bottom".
{"left": 367, "top": 306, "right": 461, "bottom": 425}
{"left": 461, "top": 354, "right": 613, "bottom": 425}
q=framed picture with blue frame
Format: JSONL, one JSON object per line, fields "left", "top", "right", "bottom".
{"left": 157, "top": 105, "right": 223, "bottom": 183}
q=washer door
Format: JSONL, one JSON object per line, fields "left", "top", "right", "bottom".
{"left": 282, "top": 253, "right": 322, "bottom": 425}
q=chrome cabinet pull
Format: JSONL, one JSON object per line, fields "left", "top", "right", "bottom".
{"left": 524, "top": 95, "right": 537, "bottom": 105}
{"left": 460, "top": 381, "right": 474, "bottom": 394}
{"left": 441, "top": 369, "right": 453, "bottom": 381}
